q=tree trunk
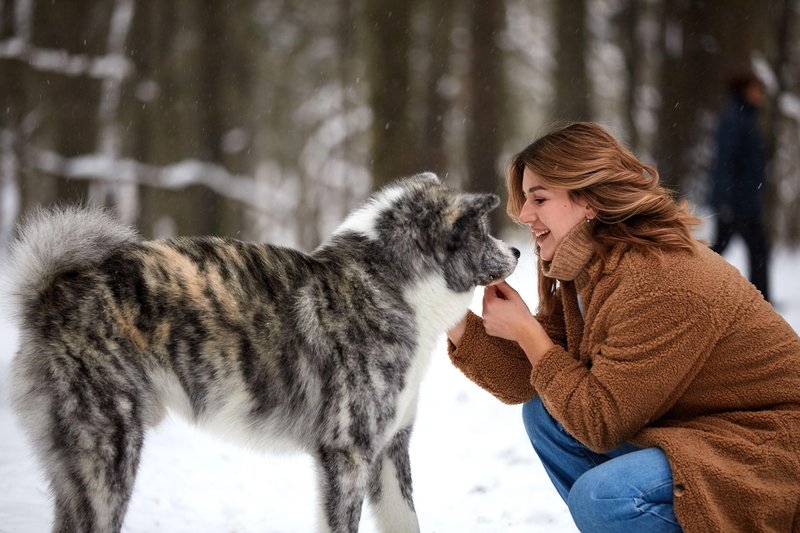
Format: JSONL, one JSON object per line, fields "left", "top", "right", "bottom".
{"left": 27, "top": 1, "right": 113, "bottom": 207}
{"left": 554, "top": 0, "right": 590, "bottom": 121}
{"left": 467, "top": 0, "right": 506, "bottom": 231}
{"left": 618, "top": 0, "right": 641, "bottom": 151}
{"left": 763, "top": 0, "right": 794, "bottom": 242}
{"left": 192, "top": 1, "right": 226, "bottom": 236}
{"left": 419, "top": 0, "right": 454, "bottom": 178}
{"left": 364, "top": 0, "right": 418, "bottom": 188}
{"left": 656, "top": 0, "right": 721, "bottom": 194}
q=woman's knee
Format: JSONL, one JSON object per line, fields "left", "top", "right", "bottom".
{"left": 567, "top": 470, "right": 609, "bottom": 531}
{"left": 567, "top": 451, "right": 681, "bottom": 533}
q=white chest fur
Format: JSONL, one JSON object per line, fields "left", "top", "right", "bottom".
{"left": 386, "top": 276, "right": 473, "bottom": 435}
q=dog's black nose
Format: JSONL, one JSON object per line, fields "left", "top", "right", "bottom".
{"left": 511, "top": 247, "right": 521, "bottom": 259}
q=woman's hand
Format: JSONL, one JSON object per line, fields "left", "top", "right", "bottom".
{"left": 482, "top": 281, "right": 555, "bottom": 366}
{"left": 481, "top": 281, "right": 534, "bottom": 341}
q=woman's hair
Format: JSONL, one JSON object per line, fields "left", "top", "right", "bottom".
{"left": 506, "top": 121, "right": 701, "bottom": 314}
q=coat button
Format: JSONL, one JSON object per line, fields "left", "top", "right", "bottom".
{"left": 673, "top": 483, "right": 686, "bottom": 497}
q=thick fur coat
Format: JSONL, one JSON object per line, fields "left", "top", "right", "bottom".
{"left": 7, "top": 173, "right": 519, "bottom": 533}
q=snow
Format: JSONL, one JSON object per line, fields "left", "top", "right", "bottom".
{"left": 1, "top": 236, "right": 798, "bottom": 533}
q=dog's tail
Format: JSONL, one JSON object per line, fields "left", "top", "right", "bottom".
{"left": 2, "top": 206, "right": 139, "bottom": 322}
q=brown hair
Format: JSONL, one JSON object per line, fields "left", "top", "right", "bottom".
{"left": 506, "top": 122, "right": 701, "bottom": 314}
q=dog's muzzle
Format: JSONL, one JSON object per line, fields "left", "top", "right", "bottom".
{"left": 476, "top": 247, "right": 519, "bottom": 286}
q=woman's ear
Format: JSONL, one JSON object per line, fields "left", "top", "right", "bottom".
{"left": 574, "top": 196, "right": 597, "bottom": 222}
{"left": 571, "top": 192, "right": 597, "bottom": 221}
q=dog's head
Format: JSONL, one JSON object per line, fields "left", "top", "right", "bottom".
{"left": 330, "top": 172, "right": 519, "bottom": 292}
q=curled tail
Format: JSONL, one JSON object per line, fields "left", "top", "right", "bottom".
{"left": 2, "top": 206, "right": 139, "bottom": 322}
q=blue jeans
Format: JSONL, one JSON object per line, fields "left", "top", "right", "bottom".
{"left": 522, "top": 397, "right": 682, "bottom": 533}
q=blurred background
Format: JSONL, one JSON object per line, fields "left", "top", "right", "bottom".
{"left": 0, "top": 0, "right": 799, "bottom": 253}
{"left": 1, "top": 3, "right": 799, "bottom": 530}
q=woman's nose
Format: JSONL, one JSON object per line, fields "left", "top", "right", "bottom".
{"left": 519, "top": 202, "right": 536, "bottom": 224}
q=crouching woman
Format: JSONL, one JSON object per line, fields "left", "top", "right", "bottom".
{"left": 447, "top": 122, "right": 800, "bottom": 532}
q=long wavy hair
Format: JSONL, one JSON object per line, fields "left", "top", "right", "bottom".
{"left": 506, "top": 122, "right": 701, "bottom": 314}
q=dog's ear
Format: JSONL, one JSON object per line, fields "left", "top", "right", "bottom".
{"left": 461, "top": 193, "right": 500, "bottom": 219}
{"left": 448, "top": 193, "right": 499, "bottom": 247}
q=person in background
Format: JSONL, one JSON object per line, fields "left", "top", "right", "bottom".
{"left": 709, "top": 71, "right": 770, "bottom": 302}
{"left": 446, "top": 122, "right": 800, "bottom": 533}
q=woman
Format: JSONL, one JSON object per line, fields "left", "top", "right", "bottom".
{"left": 447, "top": 122, "right": 800, "bottom": 533}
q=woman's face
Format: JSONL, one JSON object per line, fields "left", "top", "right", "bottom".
{"left": 518, "top": 167, "right": 595, "bottom": 261}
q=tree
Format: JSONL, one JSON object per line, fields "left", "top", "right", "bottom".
{"left": 364, "top": 0, "right": 419, "bottom": 187}
{"left": 419, "top": 0, "right": 455, "bottom": 177}
{"left": 617, "top": 0, "right": 642, "bottom": 151}
{"left": 762, "top": 0, "right": 796, "bottom": 242}
{"left": 554, "top": 0, "right": 591, "bottom": 122}
{"left": 466, "top": 0, "right": 507, "bottom": 231}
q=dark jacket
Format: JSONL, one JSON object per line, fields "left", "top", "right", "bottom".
{"left": 709, "top": 96, "right": 767, "bottom": 218}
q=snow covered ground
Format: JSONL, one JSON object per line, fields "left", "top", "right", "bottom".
{"left": 1, "top": 235, "right": 798, "bottom": 533}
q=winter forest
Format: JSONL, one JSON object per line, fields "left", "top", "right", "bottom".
{"left": 2, "top": 2, "right": 800, "bottom": 532}
{"left": 1, "top": 0, "right": 800, "bottom": 252}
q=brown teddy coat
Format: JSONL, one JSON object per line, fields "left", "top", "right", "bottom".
{"left": 448, "top": 222, "right": 800, "bottom": 532}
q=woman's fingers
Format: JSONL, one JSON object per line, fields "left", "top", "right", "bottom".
{"left": 493, "top": 281, "right": 519, "bottom": 301}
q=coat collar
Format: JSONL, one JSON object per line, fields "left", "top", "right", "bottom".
{"left": 541, "top": 221, "right": 595, "bottom": 288}
{"left": 541, "top": 220, "right": 630, "bottom": 289}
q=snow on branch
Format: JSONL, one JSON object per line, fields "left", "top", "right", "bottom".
{"left": 25, "top": 145, "right": 294, "bottom": 218}
{"left": 2, "top": 0, "right": 133, "bottom": 81}
{"left": 0, "top": 37, "right": 134, "bottom": 81}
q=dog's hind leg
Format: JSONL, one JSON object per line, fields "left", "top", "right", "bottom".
{"left": 11, "top": 344, "right": 149, "bottom": 533}
{"left": 367, "top": 427, "right": 420, "bottom": 533}
{"left": 315, "top": 446, "right": 372, "bottom": 533}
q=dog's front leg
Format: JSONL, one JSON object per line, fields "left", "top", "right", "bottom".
{"left": 367, "top": 427, "right": 420, "bottom": 533}
{"left": 315, "top": 446, "right": 371, "bottom": 533}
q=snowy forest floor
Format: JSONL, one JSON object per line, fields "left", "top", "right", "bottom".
{"left": 1, "top": 236, "right": 798, "bottom": 533}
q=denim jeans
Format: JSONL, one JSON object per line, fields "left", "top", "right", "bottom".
{"left": 522, "top": 397, "right": 682, "bottom": 533}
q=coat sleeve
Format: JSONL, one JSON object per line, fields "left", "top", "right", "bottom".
{"left": 447, "top": 311, "right": 536, "bottom": 404}
{"left": 531, "top": 287, "right": 719, "bottom": 453}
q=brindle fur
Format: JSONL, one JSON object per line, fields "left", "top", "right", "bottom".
{"left": 7, "top": 173, "right": 518, "bottom": 532}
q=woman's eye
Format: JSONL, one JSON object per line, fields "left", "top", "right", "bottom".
{"left": 524, "top": 193, "right": 545, "bottom": 205}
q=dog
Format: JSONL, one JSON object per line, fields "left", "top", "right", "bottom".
{"left": 6, "top": 173, "right": 519, "bottom": 533}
